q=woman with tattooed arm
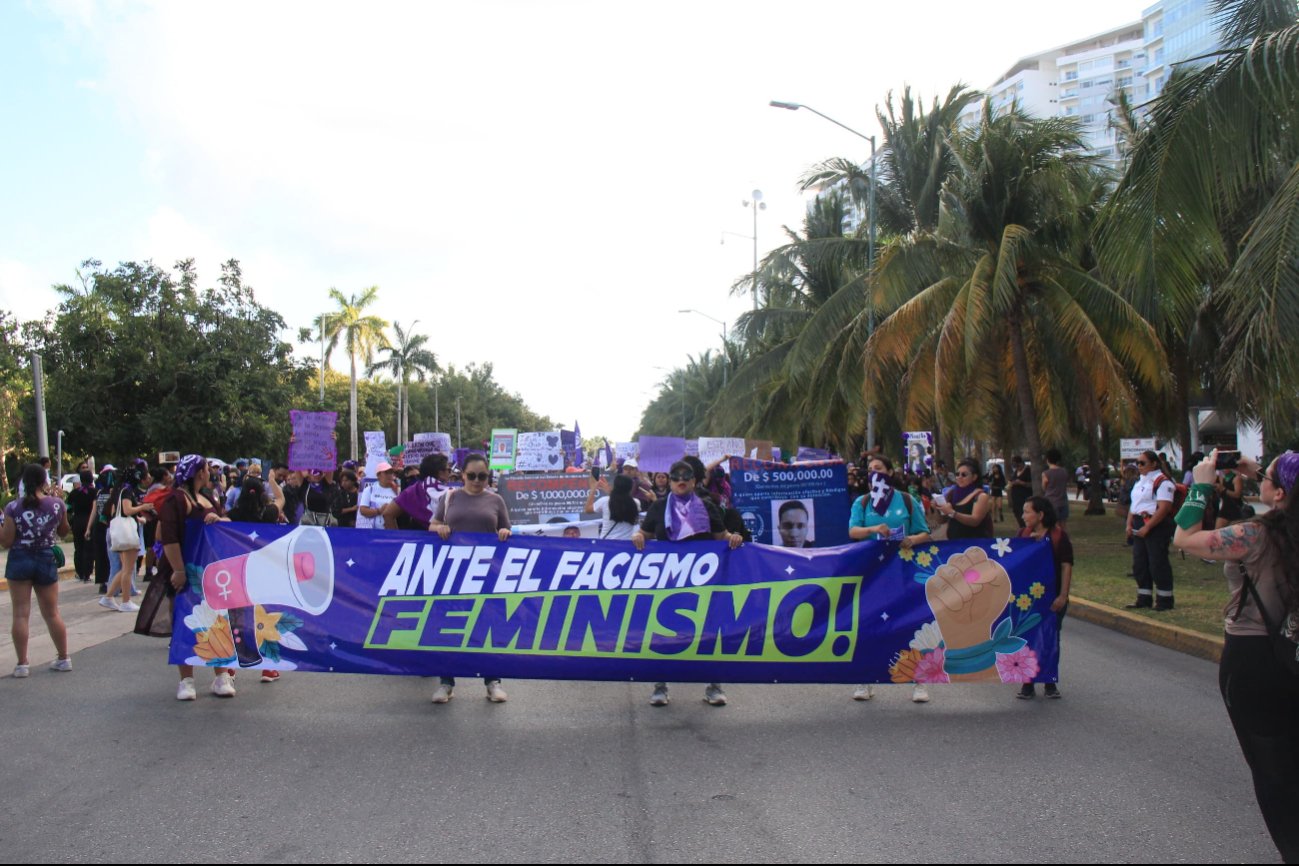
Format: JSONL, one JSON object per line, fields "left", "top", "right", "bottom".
{"left": 1173, "top": 449, "right": 1299, "bottom": 864}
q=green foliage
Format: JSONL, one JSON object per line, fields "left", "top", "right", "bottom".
{"left": 28, "top": 259, "right": 313, "bottom": 463}
{"left": 401, "top": 362, "right": 555, "bottom": 449}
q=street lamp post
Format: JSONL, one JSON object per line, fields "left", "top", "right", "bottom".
{"left": 455, "top": 397, "right": 462, "bottom": 450}
{"left": 679, "top": 309, "right": 728, "bottom": 388}
{"left": 770, "top": 99, "right": 878, "bottom": 449}
{"left": 318, "top": 311, "right": 329, "bottom": 405}
{"left": 742, "top": 190, "right": 766, "bottom": 310}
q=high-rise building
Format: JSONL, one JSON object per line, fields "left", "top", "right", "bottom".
{"left": 957, "top": 0, "right": 1224, "bottom": 162}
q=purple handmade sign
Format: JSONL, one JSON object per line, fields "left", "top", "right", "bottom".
{"left": 289, "top": 411, "right": 338, "bottom": 472}
{"left": 637, "top": 436, "right": 687, "bottom": 474}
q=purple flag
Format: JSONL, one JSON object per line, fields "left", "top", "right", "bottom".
{"left": 574, "top": 420, "right": 584, "bottom": 468}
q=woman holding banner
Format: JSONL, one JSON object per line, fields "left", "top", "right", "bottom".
{"left": 429, "top": 453, "right": 511, "bottom": 704}
{"left": 936, "top": 459, "right": 995, "bottom": 540}
{"left": 633, "top": 460, "right": 744, "bottom": 707}
{"left": 147, "top": 455, "right": 234, "bottom": 701}
{"left": 849, "top": 455, "right": 933, "bottom": 704}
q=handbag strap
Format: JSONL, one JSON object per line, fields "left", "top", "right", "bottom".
{"left": 1235, "top": 563, "right": 1279, "bottom": 633}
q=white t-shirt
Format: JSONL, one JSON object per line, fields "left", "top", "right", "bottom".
{"left": 357, "top": 482, "right": 399, "bottom": 530}
{"left": 1130, "top": 470, "right": 1176, "bottom": 516}
{"left": 591, "top": 496, "right": 637, "bottom": 540}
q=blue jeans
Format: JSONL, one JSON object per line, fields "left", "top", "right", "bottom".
{"left": 5, "top": 547, "right": 59, "bottom": 587}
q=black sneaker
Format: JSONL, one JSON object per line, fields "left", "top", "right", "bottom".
{"left": 1044, "top": 684, "right": 1061, "bottom": 699}
{"left": 1016, "top": 683, "right": 1036, "bottom": 700}
{"left": 1124, "top": 598, "right": 1152, "bottom": 609}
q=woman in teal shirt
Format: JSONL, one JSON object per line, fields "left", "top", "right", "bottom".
{"left": 849, "top": 456, "right": 933, "bottom": 703}
{"left": 849, "top": 456, "right": 932, "bottom": 549}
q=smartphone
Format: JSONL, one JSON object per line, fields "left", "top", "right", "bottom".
{"left": 591, "top": 466, "right": 601, "bottom": 480}
{"left": 1215, "top": 451, "right": 1240, "bottom": 470}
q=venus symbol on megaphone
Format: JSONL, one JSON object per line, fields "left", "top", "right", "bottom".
{"left": 201, "top": 526, "right": 335, "bottom": 615}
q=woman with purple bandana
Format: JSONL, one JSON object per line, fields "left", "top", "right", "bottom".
{"left": 633, "top": 460, "right": 743, "bottom": 707}
{"left": 1173, "top": 450, "right": 1299, "bottom": 863}
{"left": 138, "top": 454, "right": 233, "bottom": 701}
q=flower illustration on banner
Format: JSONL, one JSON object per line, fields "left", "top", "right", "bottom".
{"left": 913, "top": 647, "right": 950, "bottom": 684}
{"left": 1029, "top": 582, "right": 1046, "bottom": 600}
{"left": 909, "top": 621, "right": 943, "bottom": 652}
{"left": 1016, "top": 594, "right": 1033, "bottom": 612}
{"left": 995, "top": 647, "right": 1040, "bottom": 683}
{"left": 992, "top": 538, "right": 1013, "bottom": 558}
{"left": 184, "top": 601, "right": 219, "bottom": 633}
{"left": 899, "top": 547, "right": 916, "bottom": 562}
{"left": 928, "top": 546, "right": 939, "bottom": 555}
{"left": 890, "top": 649, "right": 922, "bottom": 683}
{"left": 915, "top": 551, "right": 934, "bottom": 568}
{"left": 193, "top": 617, "right": 237, "bottom": 665}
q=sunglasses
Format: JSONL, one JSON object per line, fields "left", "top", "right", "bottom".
{"left": 669, "top": 472, "right": 694, "bottom": 482}
{"left": 465, "top": 472, "right": 489, "bottom": 482}
{"left": 1257, "top": 469, "right": 1281, "bottom": 487}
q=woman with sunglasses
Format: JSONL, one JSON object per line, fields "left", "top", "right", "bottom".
{"left": 632, "top": 460, "right": 744, "bottom": 708}
{"left": 429, "top": 453, "right": 511, "bottom": 704}
{"left": 934, "top": 458, "right": 994, "bottom": 540}
{"left": 1172, "top": 450, "right": 1299, "bottom": 864}
{"left": 1125, "top": 449, "right": 1177, "bottom": 611}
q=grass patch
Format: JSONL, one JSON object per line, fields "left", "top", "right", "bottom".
{"left": 986, "top": 503, "right": 1228, "bottom": 638}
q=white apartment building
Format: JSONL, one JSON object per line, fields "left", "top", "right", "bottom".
{"left": 958, "top": 0, "right": 1222, "bottom": 162}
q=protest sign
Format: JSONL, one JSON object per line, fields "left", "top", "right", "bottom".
{"left": 729, "top": 458, "right": 850, "bottom": 548}
{"left": 489, "top": 429, "right": 518, "bottom": 471}
{"left": 498, "top": 471, "right": 593, "bottom": 525}
{"left": 414, "top": 432, "right": 453, "bottom": 452}
{"left": 684, "top": 440, "right": 700, "bottom": 458}
{"left": 637, "top": 436, "right": 687, "bottom": 474}
{"left": 795, "top": 446, "right": 833, "bottom": 463}
{"left": 517, "top": 431, "right": 565, "bottom": 472}
{"left": 903, "top": 431, "right": 934, "bottom": 475}
{"left": 171, "top": 523, "right": 1060, "bottom": 685}
{"left": 363, "top": 431, "right": 387, "bottom": 480}
{"left": 699, "top": 437, "right": 745, "bottom": 472}
{"left": 288, "top": 411, "right": 338, "bottom": 472}
{"left": 615, "top": 442, "right": 639, "bottom": 464}
{"left": 745, "top": 439, "right": 774, "bottom": 461}
{"left": 513, "top": 518, "right": 605, "bottom": 539}
{"left": 772, "top": 447, "right": 782, "bottom": 462}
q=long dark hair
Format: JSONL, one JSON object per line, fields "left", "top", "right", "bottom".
{"left": 607, "top": 474, "right": 639, "bottom": 525}
{"left": 231, "top": 477, "right": 269, "bottom": 522}
{"left": 19, "top": 463, "right": 46, "bottom": 509}
{"left": 1259, "top": 483, "right": 1299, "bottom": 615}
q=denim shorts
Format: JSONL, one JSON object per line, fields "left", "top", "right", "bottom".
{"left": 5, "top": 547, "right": 59, "bottom": 587}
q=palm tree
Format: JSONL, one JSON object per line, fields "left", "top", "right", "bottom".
{"left": 317, "top": 286, "right": 390, "bottom": 461}
{"left": 1095, "top": 0, "right": 1299, "bottom": 434}
{"left": 369, "top": 321, "right": 438, "bottom": 445}
{"left": 867, "top": 104, "right": 1168, "bottom": 494}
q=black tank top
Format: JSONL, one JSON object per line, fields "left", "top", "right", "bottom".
{"left": 947, "top": 491, "right": 994, "bottom": 539}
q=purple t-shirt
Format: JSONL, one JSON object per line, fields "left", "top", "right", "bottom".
{"left": 4, "top": 496, "right": 65, "bottom": 549}
{"left": 393, "top": 478, "right": 454, "bottom": 530}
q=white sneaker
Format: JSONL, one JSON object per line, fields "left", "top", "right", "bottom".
{"left": 431, "top": 684, "right": 453, "bottom": 703}
{"left": 210, "top": 672, "right": 237, "bottom": 697}
{"left": 176, "top": 678, "right": 197, "bottom": 701}
{"left": 704, "top": 684, "right": 728, "bottom": 706}
{"left": 649, "top": 685, "right": 670, "bottom": 706}
{"left": 486, "top": 681, "right": 508, "bottom": 703}
{"left": 49, "top": 658, "right": 72, "bottom": 672}
{"left": 117, "top": 601, "right": 140, "bottom": 613}
{"left": 13, "top": 664, "right": 30, "bottom": 679}
{"left": 98, "top": 597, "right": 120, "bottom": 611}
{"left": 912, "top": 684, "right": 930, "bottom": 703}
{"left": 853, "top": 684, "right": 874, "bottom": 701}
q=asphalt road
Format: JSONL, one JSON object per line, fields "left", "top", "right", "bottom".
{"left": 0, "top": 580, "right": 1279, "bottom": 863}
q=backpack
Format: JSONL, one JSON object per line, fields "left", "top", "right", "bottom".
{"left": 1150, "top": 473, "right": 1187, "bottom": 513}
{"left": 1234, "top": 564, "right": 1299, "bottom": 677}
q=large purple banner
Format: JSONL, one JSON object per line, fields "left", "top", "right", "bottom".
{"left": 168, "top": 523, "right": 1061, "bottom": 686}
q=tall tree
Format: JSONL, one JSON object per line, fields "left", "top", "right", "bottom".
{"left": 868, "top": 105, "right": 1168, "bottom": 494}
{"left": 368, "top": 320, "right": 438, "bottom": 445}
{"left": 30, "top": 259, "right": 311, "bottom": 460}
{"left": 1095, "top": 0, "right": 1299, "bottom": 437}
{"left": 317, "top": 286, "right": 390, "bottom": 461}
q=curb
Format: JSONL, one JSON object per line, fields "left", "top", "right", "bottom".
{"left": 1070, "top": 596, "right": 1223, "bottom": 663}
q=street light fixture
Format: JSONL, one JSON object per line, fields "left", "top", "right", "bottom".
{"left": 770, "top": 99, "right": 879, "bottom": 449}
{"left": 679, "top": 309, "right": 728, "bottom": 388}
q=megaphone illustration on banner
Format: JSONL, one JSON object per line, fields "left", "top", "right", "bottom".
{"left": 200, "top": 527, "right": 335, "bottom": 668}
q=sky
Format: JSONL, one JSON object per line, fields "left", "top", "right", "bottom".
{"left": 0, "top": 0, "right": 1143, "bottom": 442}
